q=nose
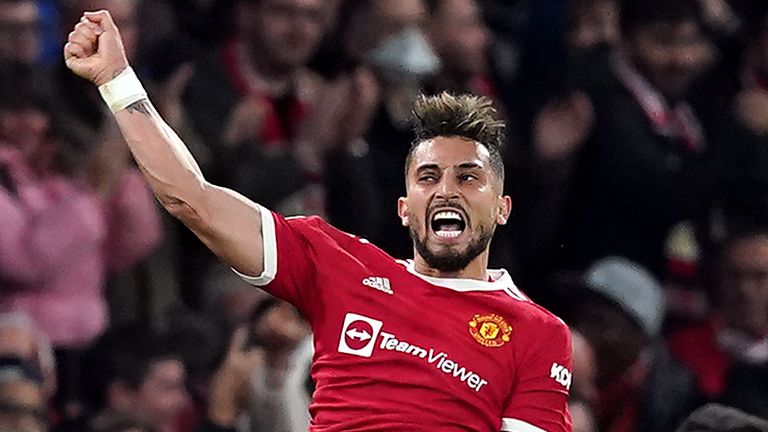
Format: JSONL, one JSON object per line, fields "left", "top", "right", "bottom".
{"left": 434, "top": 174, "right": 460, "bottom": 200}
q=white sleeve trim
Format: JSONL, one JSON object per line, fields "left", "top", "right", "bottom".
{"left": 501, "top": 418, "right": 547, "bottom": 432}
{"left": 232, "top": 205, "right": 277, "bottom": 286}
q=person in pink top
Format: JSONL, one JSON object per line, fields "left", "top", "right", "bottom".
{"left": 0, "top": 63, "right": 162, "bottom": 350}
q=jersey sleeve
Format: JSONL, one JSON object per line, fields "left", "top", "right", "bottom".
{"left": 233, "top": 207, "right": 337, "bottom": 313}
{"left": 501, "top": 317, "right": 573, "bottom": 432}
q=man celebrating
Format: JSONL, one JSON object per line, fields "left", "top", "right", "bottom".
{"left": 64, "top": 11, "right": 572, "bottom": 432}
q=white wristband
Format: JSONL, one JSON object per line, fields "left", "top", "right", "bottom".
{"left": 98, "top": 67, "right": 148, "bottom": 113}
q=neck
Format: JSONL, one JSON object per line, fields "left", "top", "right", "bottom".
{"left": 412, "top": 250, "right": 490, "bottom": 281}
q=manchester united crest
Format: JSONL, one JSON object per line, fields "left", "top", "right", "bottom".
{"left": 469, "top": 314, "right": 512, "bottom": 347}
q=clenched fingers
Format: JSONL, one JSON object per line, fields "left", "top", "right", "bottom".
{"left": 64, "top": 41, "right": 87, "bottom": 60}
{"left": 73, "top": 21, "right": 100, "bottom": 43}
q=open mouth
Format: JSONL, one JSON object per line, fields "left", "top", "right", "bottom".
{"left": 430, "top": 209, "right": 467, "bottom": 239}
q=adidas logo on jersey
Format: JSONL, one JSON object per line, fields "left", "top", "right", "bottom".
{"left": 362, "top": 277, "right": 394, "bottom": 295}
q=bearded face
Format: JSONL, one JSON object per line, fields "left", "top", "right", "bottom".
{"left": 398, "top": 136, "right": 510, "bottom": 275}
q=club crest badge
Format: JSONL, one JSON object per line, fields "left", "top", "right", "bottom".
{"left": 469, "top": 314, "right": 512, "bottom": 347}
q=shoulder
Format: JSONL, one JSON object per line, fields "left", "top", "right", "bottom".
{"left": 495, "top": 293, "right": 571, "bottom": 351}
{"left": 282, "top": 214, "right": 355, "bottom": 243}
{"left": 280, "top": 214, "right": 393, "bottom": 258}
{"left": 516, "top": 299, "right": 570, "bottom": 338}
{"left": 491, "top": 281, "right": 568, "bottom": 330}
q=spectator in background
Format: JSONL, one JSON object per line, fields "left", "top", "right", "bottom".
{"left": 423, "top": 0, "right": 493, "bottom": 97}
{"left": 75, "top": 327, "right": 190, "bottom": 432}
{"left": 159, "top": 308, "right": 231, "bottom": 432}
{"left": 707, "top": 6, "right": 768, "bottom": 225}
{"left": 676, "top": 404, "right": 768, "bottom": 432}
{"left": 87, "top": 412, "right": 157, "bottom": 432}
{"left": 182, "top": 0, "right": 339, "bottom": 179}
{"left": 570, "top": 330, "right": 598, "bottom": 404}
{"left": 246, "top": 298, "right": 312, "bottom": 432}
{"left": 528, "top": 0, "right": 718, "bottom": 281}
{"left": 0, "top": 360, "right": 48, "bottom": 432}
{"left": 668, "top": 226, "right": 768, "bottom": 418}
{"left": 0, "top": 0, "right": 41, "bottom": 65}
{"left": 0, "top": 63, "right": 162, "bottom": 417}
{"left": 77, "top": 324, "right": 263, "bottom": 432}
{"left": 179, "top": 0, "right": 383, "bottom": 307}
{"left": 0, "top": 314, "right": 56, "bottom": 400}
{"left": 569, "top": 397, "right": 598, "bottom": 432}
{"left": 566, "top": 257, "right": 700, "bottom": 432}
{"left": 571, "top": 331, "right": 599, "bottom": 432}
{"left": 503, "top": 0, "right": 606, "bottom": 289}
{"left": 200, "top": 327, "right": 263, "bottom": 432}
{"left": 566, "top": 0, "right": 619, "bottom": 51}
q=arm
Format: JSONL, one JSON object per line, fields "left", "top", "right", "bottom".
{"left": 63, "top": 11, "right": 265, "bottom": 277}
{"left": 501, "top": 318, "right": 573, "bottom": 432}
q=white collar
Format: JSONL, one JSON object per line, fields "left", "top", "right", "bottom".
{"left": 401, "top": 259, "right": 520, "bottom": 293}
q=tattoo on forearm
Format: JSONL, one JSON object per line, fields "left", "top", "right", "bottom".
{"left": 125, "top": 100, "right": 153, "bottom": 116}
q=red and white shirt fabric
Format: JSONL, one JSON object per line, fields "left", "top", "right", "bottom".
{"left": 236, "top": 209, "right": 573, "bottom": 432}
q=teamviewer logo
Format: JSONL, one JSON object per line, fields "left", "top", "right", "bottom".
{"left": 338, "top": 313, "right": 383, "bottom": 358}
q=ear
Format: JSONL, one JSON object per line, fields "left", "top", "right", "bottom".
{"left": 496, "top": 195, "right": 512, "bottom": 225}
{"left": 397, "top": 197, "right": 409, "bottom": 227}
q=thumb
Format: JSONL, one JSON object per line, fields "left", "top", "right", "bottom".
{"left": 83, "top": 10, "right": 119, "bottom": 34}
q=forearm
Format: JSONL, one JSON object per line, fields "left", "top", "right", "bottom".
{"left": 114, "top": 99, "right": 207, "bottom": 219}
{"left": 112, "top": 99, "right": 265, "bottom": 275}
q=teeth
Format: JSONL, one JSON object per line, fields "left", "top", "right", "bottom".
{"left": 431, "top": 209, "right": 465, "bottom": 239}
{"left": 435, "top": 230, "right": 461, "bottom": 238}
{"left": 433, "top": 211, "right": 462, "bottom": 222}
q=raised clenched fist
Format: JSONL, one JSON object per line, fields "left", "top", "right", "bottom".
{"left": 63, "top": 11, "right": 129, "bottom": 86}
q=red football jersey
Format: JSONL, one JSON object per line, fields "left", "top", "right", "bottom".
{"left": 237, "top": 209, "right": 573, "bottom": 432}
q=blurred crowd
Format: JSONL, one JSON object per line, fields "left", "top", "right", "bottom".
{"left": 1, "top": 0, "right": 768, "bottom": 431}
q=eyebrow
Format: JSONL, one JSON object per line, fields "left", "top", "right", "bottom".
{"left": 414, "top": 162, "right": 484, "bottom": 173}
{"left": 415, "top": 164, "right": 440, "bottom": 173}
{"left": 457, "top": 162, "right": 483, "bottom": 170}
